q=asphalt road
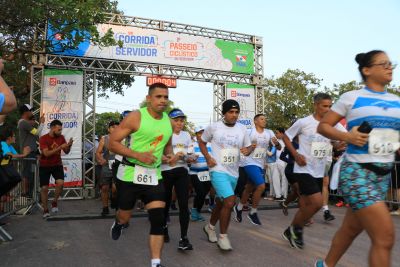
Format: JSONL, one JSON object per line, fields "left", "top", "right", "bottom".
{"left": 1, "top": 199, "right": 399, "bottom": 267}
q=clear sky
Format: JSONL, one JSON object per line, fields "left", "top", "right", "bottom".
{"left": 96, "top": 0, "right": 400, "bottom": 126}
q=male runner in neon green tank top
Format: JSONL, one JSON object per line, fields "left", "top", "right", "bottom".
{"left": 109, "top": 83, "right": 174, "bottom": 267}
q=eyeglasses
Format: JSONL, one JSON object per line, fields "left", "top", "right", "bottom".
{"left": 369, "top": 61, "right": 397, "bottom": 69}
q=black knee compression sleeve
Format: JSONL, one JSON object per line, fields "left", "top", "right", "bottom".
{"left": 148, "top": 208, "right": 165, "bottom": 235}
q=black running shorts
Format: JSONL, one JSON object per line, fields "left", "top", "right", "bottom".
{"left": 296, "top": 173, "right": 323, "bottom": 195}
{"left": 116, "top": 178, "right": 165, "bottom": 210}
{"left": 39, "top": 166, "right": 64, "bottom": 187}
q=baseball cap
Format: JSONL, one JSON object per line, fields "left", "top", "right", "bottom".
{"left": 168, "top": 109, "right": 186, "bottom": 119}
{"left": 19, "top": 104, "right": 33, "bottom": 113}
{"left": 194, "top": 126, "right": 205, "bottom": 133}
{"left": 222, "top": 99, "right": 240, "bottom": 114}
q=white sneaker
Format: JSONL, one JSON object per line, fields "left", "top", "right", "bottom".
{"left": 43, "top": 211, "right": 50, "bottom": 219}
{"left": 217, "top": 234, "right": 232, "bottom": 251}
{"left": 203, "top": 224, "right": 217, "bottom": 243}
{"left": 51, "top": 206, "right": 59, "bottom": 213}
{"left": 390, "top": 210, "right": 400, "bottom": 216}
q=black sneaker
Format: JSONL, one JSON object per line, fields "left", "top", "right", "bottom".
{"left": 171, "top": 202, "right": 177, "bottom": 210}
{"left": 324, "top": 210, "right": 335, "bottom": 222}
{"left": 233, "top": 205, "right": 242, "bottom": 222}
{"left": 156, "top": 264, "right": 166, "bottom": 267}
{"left": 101, "top": 207, "right": 110, "bottom": 216}
{"left": 164, "top": 226, "right": 170, "bottom": 243}
{"left": 274, "top": 196, "right": 285, "bottom": 202}
{"left": 290, "top": 226, "right": 304, "bottom": 249}
{"left": 110, "top": 220, "right": 123, "bottom": 240}
{"left": 122, "top": 222, "right": 130, "bottom": 229}
{"left": 178, "top": 237, "right": 193, "bottom": 250}
{"left": 247, "top": 212, "right": 262, "bottom": 226}
{"left": 281, "top": 227, "right": 294, "bottom": 248}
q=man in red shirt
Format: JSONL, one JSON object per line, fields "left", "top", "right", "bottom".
{"left": 39, "top": 119, "right": 73, "bottom": 218}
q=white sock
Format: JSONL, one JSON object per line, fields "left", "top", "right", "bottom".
{"left": 250, "top": 208, "right": 257, "bottom": 214}
{"left": 208, "top": 223, "right": 215, "bottom": 230}
{"left": 323, "top": 205, "right": 329, "bottom": 211}
{"left": 237, "top": 202, "right": 243, "bottom": 210}
{"left": 219, "top": 233, "right": 227, "bottom": 239}
{"left": 151, "top": 259, "right": 160, "bottom": 267}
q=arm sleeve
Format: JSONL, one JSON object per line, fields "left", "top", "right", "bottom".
{"left": 20, "top": 120, "right": 38, "bottom": 135}
{"left": 285, "top": 119, "right": 302, "bottom": 141}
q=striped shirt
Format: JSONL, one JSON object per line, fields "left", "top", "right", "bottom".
{"left": 331, "top": 87, "right": 400, "bottom": 163}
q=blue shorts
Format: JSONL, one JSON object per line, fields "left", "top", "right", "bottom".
{"left": 243, "top": 165, "right": 265, "bottom": 186}
{"left": 339, "top": 159, "right": 393, "bottom": 211}
{"left": 210, "top": 171, "right": 237, "bottom": 199}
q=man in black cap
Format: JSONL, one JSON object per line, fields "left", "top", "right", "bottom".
{"left": 199, "top": 99, "right": 253, "bottom": 251}
{"left": 17, "top": 104, "right": 45, "bottom": 196}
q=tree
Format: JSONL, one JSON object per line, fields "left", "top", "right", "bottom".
{"left": 0, "top": 0, "right": 135, "bottom": 97}
{"left": 0, "top": 0, "right": 135, "bottom": 129}
{"left": 262, "top": 69, "right": 322, "bottom": 129}
{"left": 95, "top": 111, "right": 121, "bottom": 137}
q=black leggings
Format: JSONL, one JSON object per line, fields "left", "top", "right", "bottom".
{"left": 190, "top": 174, "right": 212, "bottom": 212}
{"left": 162, "top": 167, "right": 190, "bottom": 238}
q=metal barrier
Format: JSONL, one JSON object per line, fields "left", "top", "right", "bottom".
{"left": 0, "top": 158, "right": 41, "bottom": 241}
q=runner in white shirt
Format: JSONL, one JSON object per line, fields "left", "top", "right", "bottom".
{"left": 281, "top": 93, "right": 339, "bottom": 250}
{"left": 200, "top": 99, "right": 252, "bottom": 251}
{"left": 315, "top": 50, "right": 400, "bottom": 267}
{"left": 161, "top": 108, "right": 196, "bottom": 251}
{"left": 233, "top": 114, "right": 281, "bottom": 225}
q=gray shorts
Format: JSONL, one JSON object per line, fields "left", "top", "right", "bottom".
{"left": 100, "top": 165, "right": 113, "bottom": 186}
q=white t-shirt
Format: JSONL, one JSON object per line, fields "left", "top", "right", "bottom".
{"left": 201, "top": 121, "right": 251, "bottom": 178}
{"left": 332, "top": 88, "right": 400, "bottom": 163}
{"left": 242, "top": 128, "right": 275, "bottom": 169}
{"left": 161, "top": 131, "right": 192, "bottom": 171}
{"left": 285, "top": 115, "right": 344, "bottom": 178}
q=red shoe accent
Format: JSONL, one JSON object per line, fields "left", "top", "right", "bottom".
{"left": 335, "top": 201, "right": 344, "bottom": 207}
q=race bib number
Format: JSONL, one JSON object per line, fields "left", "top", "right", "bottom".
{"left": 369, "top": 129, "right": 400, "bottom": 156}
{"left": 252, "top": 148, "right": 267, "bottom": 159}
{"left": 133, "top": 165, "right": 158, "bottom": 186}
{"left": 311, "top": 142, "right": 332, "bottom": 158}
{"left": 108, "top": 160, "right": 115, "bottom": 170}
{"left": 197, "top": 171, "right": 210, "bottom": 182}
{"left": 221, "top": 148, "right": 239, "bottom": 165}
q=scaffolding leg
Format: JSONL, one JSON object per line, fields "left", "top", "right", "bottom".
{"left": 0, "top": 225, "right": 13, "bottom": 241}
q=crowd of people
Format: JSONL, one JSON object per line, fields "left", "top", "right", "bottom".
{"left": 0, "top": 50, "right": 400, "bottom": 267}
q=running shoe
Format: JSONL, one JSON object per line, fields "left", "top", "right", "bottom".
{"left": 110, "top": 220, "right": 123, "bottom": 240}
{"left": 163, "top": 226, "right": 170, "bottom": 243}
{"left": 273, "top": 196, "right": 285, "bottom": 202}
{"left": 171, "top": 202, "right": 177, "bottom": 210}
{"left": 280, "top": 202, "right": 289, "bottom": 216}
{"left": 314, "top": 259, "right": 327, "bottom": 267}
{"left": 247, "top": 212, "right": 262, "bottom": 226}
{"left": 281, "top": 227, "right": 294, "bottom": 248}
{"left": 190, "top": 208, "right": 205, "bottom": 221}
{"left": 203, "top": 224, "right": 217, "bottom": 243}
{"left": 178, "top": 237, "right": 193, "bottom": 250}
{"left": 289, "top": 226, "right": 304, "bottom": 249}
{"left": 43, "top": 209, "right": 50, "bottom": 219}
{"left": 51, "top": 202, "right": 58, "bottom": 213}
{"left": 323, "top": 210, "right": 335, "bottom": 222}
{"left": 233, "top": 205, "right": 242, "bottom": 222}
{"left": 217, "top": 235, "right": 232, "bottom": 251}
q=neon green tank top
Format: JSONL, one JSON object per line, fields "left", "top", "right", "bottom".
{"left": 118, "top": 107, "right": 172, "bottom": 182}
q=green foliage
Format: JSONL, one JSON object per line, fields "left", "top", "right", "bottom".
{"left": 95, "top": 111, "right": 121, "bottom": 137}
{"left": 263, "top": 69, "right": 322, "bottom": 129}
